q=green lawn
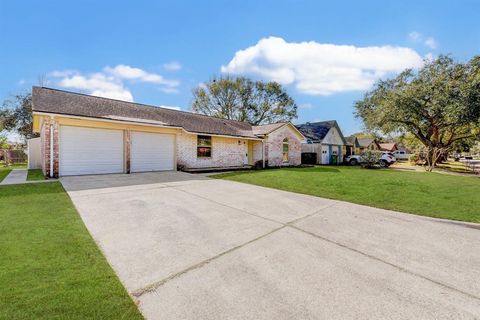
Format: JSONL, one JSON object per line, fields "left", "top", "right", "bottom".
{"left": 214, "top": 166, "right": 480, "bottom": 223}
{"left": 0, "top": 182, "right": 143, "bottom": 320}
{"left": 27, "top": 169, "right": 45, "bottom": 181}
{"left": 0, "top": 166, "right": 12, "bottom": 182}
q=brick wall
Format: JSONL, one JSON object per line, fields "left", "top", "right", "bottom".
{"left": 41, "top": 118, "right": 59, "bottom": 177}
{"left": 265, "top": 125, "right": 302, "bottom": 166}
{"left": 177, "top": 132, "right": 249, "bottom": 169}
{"left": 252, "top": 141, "right": 263, "bottom": 164}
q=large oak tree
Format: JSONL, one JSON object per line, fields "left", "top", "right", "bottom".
{"left": 355, "top": 55, "right": 480, "bottom": 171}
{"left": 1, "top": 92, "right": 37, "bottom": 141}
{"left": 191, "top": 76, "right": 297, "bottom": 125}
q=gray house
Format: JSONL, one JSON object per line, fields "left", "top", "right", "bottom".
{"left": 296, "top": 121, "right": 346, "bottom": 164}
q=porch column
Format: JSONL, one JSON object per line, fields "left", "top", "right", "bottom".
{"left": 262, "top": 140, "right": 265, "bottom": 168}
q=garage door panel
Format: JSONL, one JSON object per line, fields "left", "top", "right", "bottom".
{"left": 131, "top": 132, "right": 174, "bottom": 172}
{"left": 60, "top": 126, "right": 124, "bottom": 176}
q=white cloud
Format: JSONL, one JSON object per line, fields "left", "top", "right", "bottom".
{"left": 104, "top": 65, "right": 179, "bottom": 88}
{"left": 56, "top": 72, "right": 134, "bottom": 102}
{"left": 221, "top": 37, "right": 424, "bottom": 96}
{"left": 163, "top": 61, "right": 182, "bottom": 71}
{"left": 408, "top": 31, "right": 438, "bottom": 49}
{"left": 159, "top": 105, "right": 181, "bottom": 110}
{"left": 50, "top": 65, "right": 180, "bottom": 102}
{"left": 408, "top": 31, "right": 422, "bottom": 42}
{"left": 17, "top": 79, "right": 25, "bottom": 85}
{"left": 424, "top": 37, "right": 437, "bottom": 49}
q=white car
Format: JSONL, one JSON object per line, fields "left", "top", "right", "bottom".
{"left": 393, "top": 150, "right": 410, "bottom": 160}
{"left": 345, "top": 152, "right": 396, "bottom": 167}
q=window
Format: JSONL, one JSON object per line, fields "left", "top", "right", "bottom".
{"left": 197, "top": 135, "right": 212, "bottom": 157}
{"left": 282, "top": 138, "right": 289, "bottom": 162}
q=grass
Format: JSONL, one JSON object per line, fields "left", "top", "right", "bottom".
{"left": 27, "top": 169, "right": 45, "bottom": 181}
{"left": 214, "top": 166, "right": 480, "bottom": 223}
{"left": 0, "top": 166, "right": 11, "bottom": 182}
{"left": 0, "top": 182, "right": 143, "bottom": 320}
{"left": 436, "top": 161, "right": 476, "bottom": 174}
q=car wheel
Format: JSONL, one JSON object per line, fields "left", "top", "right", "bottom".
{"left": 379, "top": 160, "right": 388, "bottom": 167}
{"left": 350, "top": 159, "right": 358, "bottom": 166}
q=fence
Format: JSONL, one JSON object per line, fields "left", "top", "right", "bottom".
{"left": 0, "top": 149, "right": 27, "bottom": 166}
{"left": 462, "top": 159, "right": 480, "bottom": 175}
{"left": 28, "top": 137, "right": 41, "bottom": 169}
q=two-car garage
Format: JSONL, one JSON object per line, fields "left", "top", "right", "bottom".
{"left": 59, "top": 126, "right": 175, "bottom": 176}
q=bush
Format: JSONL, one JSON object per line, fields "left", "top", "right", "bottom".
{"left": 254, "top": 160, "right": 267, "bottom": 169}
{"left": 409, "top": 153, "right": 419, "bottom": 164}
{"left": 360, "top": 150, "right": 381, "bottom": 169}
{"left": 409, "top": 153, "right": 425, "bottom": 165}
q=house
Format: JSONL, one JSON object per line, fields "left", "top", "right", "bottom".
{"left": 357, "top": 138, "right": 380, "bottom": 153}
{"left": 344, "top": 135, "right": 360, "bottom": 156}
{"left": 31, "top": 87, "right": 305, "bottom": 177}
{"left": 296, "top": 120, "right": 346, "bottom": 164}
{"left": 379, "top": 142, "right": 398, "bottom": 152}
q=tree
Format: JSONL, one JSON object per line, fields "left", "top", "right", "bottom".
{"left": 1, "top": 92, "right": 37, "bottom": 141}
{"left": 192, "top": 76, "right": 297, "bottom": 125}
{"left": 355, "top": 55, "right": 480, "bottom": 171}
{"left": 0, "top": 133, "right": 8, "bottom": 149}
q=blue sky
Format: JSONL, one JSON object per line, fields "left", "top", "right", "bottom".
{"left": 1, "top": 0, "right": 479, "bottom": 136}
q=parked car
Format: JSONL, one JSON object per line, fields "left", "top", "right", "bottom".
{"left": 345, "top": 152, "right": 396, "bottom": 167}
{"left": 393, "top": 150, "right": 410, "bottom": 160}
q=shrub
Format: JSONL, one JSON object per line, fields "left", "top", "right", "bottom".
{"left": 409, "top": 153, "right": 419, "bottom": 164}
{"left": 360, "top": 150, "right": 381, "bottom": 169}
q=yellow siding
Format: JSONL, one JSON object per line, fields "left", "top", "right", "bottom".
{"left": 33, "top": 115, "right": 181, "bottom": 135}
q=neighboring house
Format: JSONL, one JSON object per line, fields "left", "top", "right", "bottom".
{"left": 344, "top": 135, "right": 360, "bottom": 156}
{"left": 379, "top": 142, "right": 398, "bottom": 152}
{"left": 357, "top": 138, "right": 380, "bottom": 153}
{"left": 31, "top": 87, "right": 304, "bottom": 177}
{"left": 296, "top": 120, "right": 346, "bottom": 164}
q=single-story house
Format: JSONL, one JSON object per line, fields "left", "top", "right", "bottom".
{"left": 379, "top": 142, "right": 398, "bottom": 152}
{"left": 344, "top": 135, "right": 360, "bottom": 156}
{"left": 31, "top": 87, "right": 305, "bottom": 177}
{"left": 296, "top": 120, "right": 346, "bottom": 164}
{"left": 357, "top": 138, "right": 380, "bottom": 153}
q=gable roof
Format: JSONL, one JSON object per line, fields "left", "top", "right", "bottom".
{"left": 252, "top": 123, "right": 286, "bottom": 135}
{"left": 379, "top": 143, "right": 398, "bottom": 151}
{"left": 357, "top": 138, "right": 376, "bottom": 148}
{"left": 345, "top": 135, "right": 359, "bottom": 147}
{"left": 32, "top": 87, "right": 265, "bottom": 138}
{"left": 295, "top": 120, "right": 346, "bottom": 144}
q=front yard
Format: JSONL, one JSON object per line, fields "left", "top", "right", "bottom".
{"left": 0, "top": 182, "right": 143, "bottom": 319}
{"left": 0, "top": 166, "right": 11, "bottom": 182}
{"left": 214, "top": 166, "right": 480, "bottom": 223}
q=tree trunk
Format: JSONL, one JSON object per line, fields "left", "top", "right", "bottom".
{"left": 424, "top": 147, "right": 445, "bottom": 172}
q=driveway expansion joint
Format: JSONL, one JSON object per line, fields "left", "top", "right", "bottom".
{"left": 131, "top": 225, "right": 287, "bottom": 298}
{"left": 288, "top": 224, "right": 480, "bottom": 302}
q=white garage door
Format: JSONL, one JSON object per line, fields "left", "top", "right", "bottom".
{"left": 59, "top": 126, "right": 124, "bottom": 176}
{"left": 131, "top": 132, "right": 175, "bottom": 172}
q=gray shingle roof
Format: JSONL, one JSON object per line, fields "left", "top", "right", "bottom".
{"left": 345, "top": 135, "right": 358, "bottom": 146}
{"left": 252, "top": 123, "right": 287, "bottom": 135}
{"left": 32, "top": 87, "right": 264, "bottom": 138}
{"left": 295, "top": 120, "right": 337, "bottom": 142}
{"left": 357, "top": 138, "right": 376, "bottom": 148}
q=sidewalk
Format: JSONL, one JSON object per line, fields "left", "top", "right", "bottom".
{"left": 0, "top": 169, "right": 55, "bottom": 185}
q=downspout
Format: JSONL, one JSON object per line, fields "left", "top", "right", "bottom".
{"left": 262, "top": 139, "right": 265, "bottom": 168}
{"left": 49, "top": 117, "right": 54, "bottom": 178}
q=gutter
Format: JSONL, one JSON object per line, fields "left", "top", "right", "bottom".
{"left": 33, "top": 111, "right": 264, "bottom": 141}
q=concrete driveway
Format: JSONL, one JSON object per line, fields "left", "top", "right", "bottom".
{"left": 61, "top": 172, "right": 480, "bottom": 319}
